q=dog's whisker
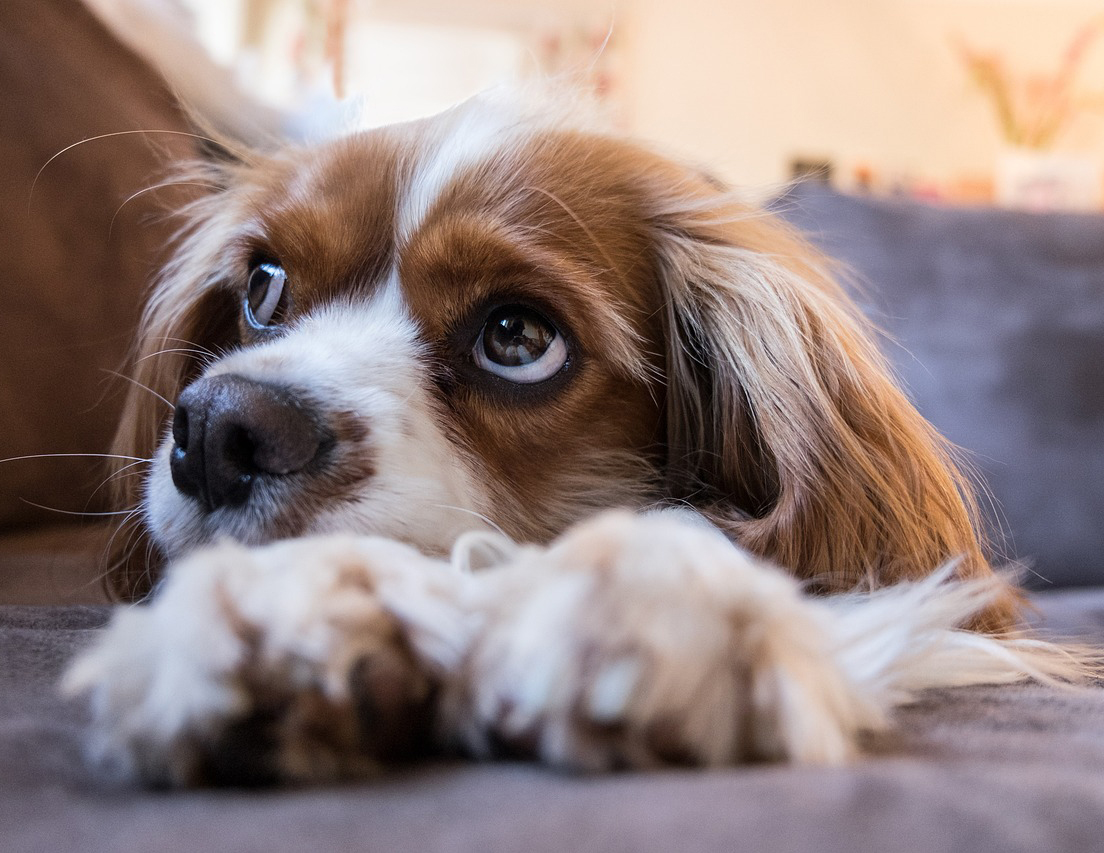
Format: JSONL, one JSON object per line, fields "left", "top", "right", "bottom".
{"left": 108, "top": 181, "right": 222, "bottom": 240}
{"left": 153, "top": 336, "right": 218, "bottom": 359}
{"left": 60, "top": 511, "right": 144, "bottom": 600}
{"left": 0, "top": 452, "right": 149, "bottom": 464}
{"left": 431, "top": 505, "right": 509, "bottom": 539}
{"left": 95, "top": 517, "right": 145, "bottom": 601}
{"left": 140, "top": 535, "right": 160, "bottom": 602}
{"left": 102, "top": 370, "right": 174, "bottom": 410}
{"left": 29, "top": 129, "right": 250, "bottom": 211}
{"left": 88, "top": 458, "right": 152, "bottom": 503}
{"left": 104, "top": 511, "right": 142, "bottom": 561}
{"left": 523, "top": 185, "right": 633, "bottom": 295}
{"left": 136, "top": 346, "right": 214, "bottom": 364}
{"left": 585, "top": 15, "right": 617, "bottom": 77}
{"left": 18, "top": 499, "right": 138, "bottom": 518}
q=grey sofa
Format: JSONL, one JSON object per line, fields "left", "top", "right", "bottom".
{"left": 4, "top": 188, "right": 1104, "bottom": 853}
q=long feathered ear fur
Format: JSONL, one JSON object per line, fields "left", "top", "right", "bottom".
{"left": 650, "top": 179, "right": 1019, "bottom": 631}
{"left": 105, "top": 150, "right": 254, "bottom": 601}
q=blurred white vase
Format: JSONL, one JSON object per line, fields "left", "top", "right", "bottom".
{"left": 995, "top": 147, "right": 1102, "bottom": 212}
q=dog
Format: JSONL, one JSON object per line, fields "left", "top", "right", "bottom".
{"left": 59, "top": 40, "right": 1089, "bottom": 784}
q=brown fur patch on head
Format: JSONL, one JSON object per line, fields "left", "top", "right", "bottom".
{"left": 233, "top": 131, "right": 409, "bottom": 313}
{"left": 397, "top": 130, "right": 684, "bottom": 541}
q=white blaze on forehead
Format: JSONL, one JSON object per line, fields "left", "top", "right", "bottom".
{"left": 396, "top": 97, "right": 521, "bottom": 242}
{"left": 392, "top": 85, "right": 615, "bottom": 243}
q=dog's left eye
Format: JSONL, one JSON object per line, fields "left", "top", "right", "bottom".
{"left": 244, "top": 262, "right": 289, "bottom": 329}
{"left": 474, "top": 306, "right": 568, "bottom": 383}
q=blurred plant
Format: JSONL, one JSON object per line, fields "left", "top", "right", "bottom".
{"left": 318, "top": 0, "right": 350, "bottom": 98}
{"left": 538, "top": 24, "right": 618, "bottom": 102}
{"left": 954, "top": 17, "right": 1104, "bottom": 149}
{"left": 278, "top": 0, "right": 349, "bottom": 97}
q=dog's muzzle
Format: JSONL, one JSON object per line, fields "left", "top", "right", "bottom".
{"left": 169, "top": 375, "right": 329, "bottom": 512}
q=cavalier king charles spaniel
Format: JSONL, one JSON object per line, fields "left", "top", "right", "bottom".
{"left": 65, "top": 85, "right": 1087, "bottom": 786}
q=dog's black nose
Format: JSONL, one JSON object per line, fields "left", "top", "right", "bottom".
{"left": 170, "top": 375, "right": 327, "bottom": 512}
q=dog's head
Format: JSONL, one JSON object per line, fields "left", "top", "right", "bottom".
{"left": 108, "top": 91, "right": 995, "bottom": 614}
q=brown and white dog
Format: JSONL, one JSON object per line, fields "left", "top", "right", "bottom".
{"left": 62, "top": 19, "right": 1086, "bottom": 785}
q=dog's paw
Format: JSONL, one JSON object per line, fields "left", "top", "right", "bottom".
{"left": 451, "top": 512, "right": 884, "bottom": 770}
{"left": 63, "top": 536, "right": 467, "bottom": 786}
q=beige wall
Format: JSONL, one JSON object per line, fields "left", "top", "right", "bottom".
{"left": 181, "top": 0, "right": 1104, "bottom": 195}
{"left": 619, "top": 0, "right": 1104, "bottom": 192}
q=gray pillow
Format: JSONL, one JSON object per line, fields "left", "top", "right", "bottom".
{"left": 776, "top": 185, "right": 1104, "bottom": 587}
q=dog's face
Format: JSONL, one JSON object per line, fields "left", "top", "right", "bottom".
{"left": 143, "top": 98, "right": 675, "bottom": 561}
{"left": 111, "top": 92, "right": 995, "bottom": 610}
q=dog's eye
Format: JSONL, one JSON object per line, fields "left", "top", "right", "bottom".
{"left": 474, "top": 306, "right": 568, "bottom": 383}
{"left": 244, "top": 262, "right": 289, "bottom": 329}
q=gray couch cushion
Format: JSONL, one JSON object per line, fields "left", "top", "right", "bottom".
{"left": 777, "top": 186, "right": 1104, "bottom": 587}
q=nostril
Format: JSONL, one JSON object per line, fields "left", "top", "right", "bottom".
{"left": 222, "top": 424, "right": 257, "bottom": 470}
{"left": 172, "top": 405, "right": 190, "bottom": 451}
{"left": 169, "top": 400, "right": 205, "bottom": 507}
{"left": 211, "top": 424, "right": 257, "bottom": 508}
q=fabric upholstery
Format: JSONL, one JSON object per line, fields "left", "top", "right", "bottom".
{"left": 0, "top": 0, "right": 192, "bottom": 532}
{"left": 2, "top": 592, "right": 1103, "bottom": 853}
{"left": 0, "top": 524, "right": 112, "bottom": 605}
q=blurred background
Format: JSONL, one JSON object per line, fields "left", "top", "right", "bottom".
{"left": 161, "top": 0, "right": 1104, "bottom": 208}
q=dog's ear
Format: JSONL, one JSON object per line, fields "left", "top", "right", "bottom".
{"left": 105, "top": 198, "right": 243, "bottom": 601}
{"left": 650, "top": 180, "right": 1017, "bottom": 629}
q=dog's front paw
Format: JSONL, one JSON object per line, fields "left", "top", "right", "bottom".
{"left": 64, "top": 536, "right": 467, "bottom": 786}
{"left": 452, "top": 512, "right": 883, "bottom": 770}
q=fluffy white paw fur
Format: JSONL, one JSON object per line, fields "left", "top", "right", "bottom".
{"left": 63, "top": 535, "right": 471, "bottom": 785}
{"left": 64, "top": 512, "right": 1089, "bottom": 785}
{"left": 447, "top": 513, "right": 883, "bottom": 768}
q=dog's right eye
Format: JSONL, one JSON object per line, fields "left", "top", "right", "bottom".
{"left": 474, "top": 305, "right": 568, "bottom": 383}
{"left": 244, "top": 262, "right": 289, "bottom": 329}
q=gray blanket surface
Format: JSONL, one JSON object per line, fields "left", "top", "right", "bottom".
{"left": 3, "top": 593, "right": 1104, "bottom": 853}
